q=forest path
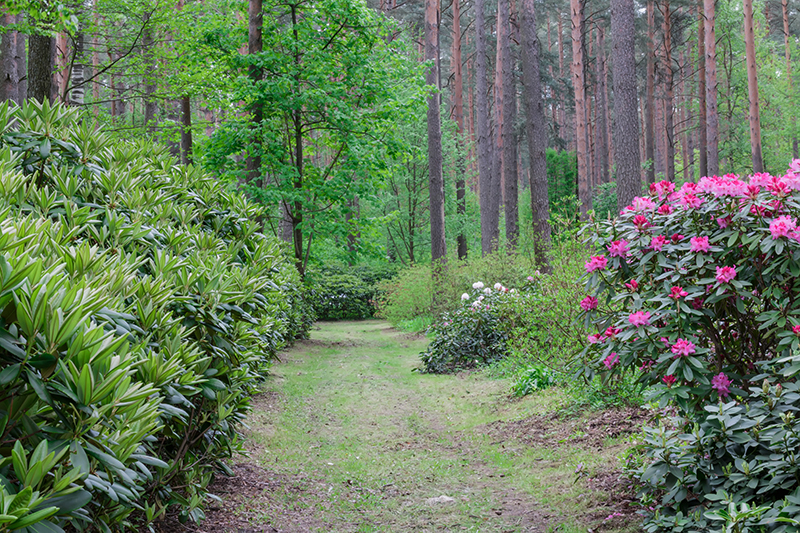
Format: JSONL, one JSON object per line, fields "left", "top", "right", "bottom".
{"left": 190, "top": 320, "right": 638, "bottom": 533}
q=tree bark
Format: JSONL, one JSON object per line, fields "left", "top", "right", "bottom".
{"left": 28, "top": 33, "right": 54, "bottom": 103}
{"left": 645, "top": 0, "right": 655, "bottom": 184}
{"left": 663, "top": 0, "right": 675, "bottom": 182}
{"left": 704, "top": 0, "right": 720, "bottom": 175}
{"left": 698, "top": 0, "right": 708, "bottom": 178}
{"left": 426, "top": 0, "right": 446, "bottom": 264}
{"left": 611, "top": 0, "right": 641, "bottom": 211}
{"left": 571, "top": 0, "right": 590, "bottom": 216}
{"left": 181, "top": 95, "right": 193, "bottom": 165}
{"left": 521, "top": 0, "right": 551, "bottom": 266}
{"left": 143, "top": 23, "right": 157, "bottom": 129}
{"left": 1, "top": 14, "right": 20, "bottom": 103}
{"left": 246, "top": 0, "right": 264, "bottom": 187}
{"left": 452, "top": 0, "right": 468, "bottom": 260}
{"left": 491, "top": 6, "right": 504, "bottom": 248}
{"left": 68, "top": 22, "right": 86, "bottom": 106}
{"left": 476, "top": 0, "right": 495, "bottom": 255}
{"left": 595, "top": 26, "right": 609, "bottom": 184}
{"left": 501, "top": 0, "right": 518, "bottom": 248}
{"left": 784, "top": 0, "right": 798, "bottom": 159}
{"left": 744, "top": 0, "right": 763, "bottom": 172}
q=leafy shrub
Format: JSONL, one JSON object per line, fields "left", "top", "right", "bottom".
{"left": 627, "top": 358, "right": 800, "bottom": 532}
{"left": 305, "top": 264, "right": 396, "bottom": 320}
{"left": 592, "top": 182, "right": 617, "bottom": 220}
{"left": 0, "top": 101, "right": 312, "bottom": 531}
{"left": 419, "top": 283, "right": 519, "bottom": 373}
{"left": 511, "top": 364, "right": 559, "bottom": 397}
{"left": 581, "top": 167, "right": 800, "bottom": 531}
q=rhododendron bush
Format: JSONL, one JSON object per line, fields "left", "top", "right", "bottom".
{"left": 581, "top": 166, "right": 800, "bottom": 412}
{"left": 581, "top": 163, "right": 800, "bottom": 531}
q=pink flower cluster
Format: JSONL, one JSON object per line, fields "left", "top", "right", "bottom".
{"left": 671, "top": 338, "right": 696, "bottom": 357}
{"left": 689, "top": 236, "right": 710, "bottom": 253}
{"left": 603, "top": 353, "right": 619, "bottom": 369}
{"left": 585, "top": 256, "right": 608, "bottom": 273}
{"left": 607, "top": 240, "right": 629, "bottom": 258}
{"left": 715, "top": 266, "right": 737, "bottom": 284}
{"left": 668, "top": 286, "right": 688, "bottom": 299}
{"left": 711, "top": 372, "right": 732, "bottom": 398}
{"left": 628, "top": 311, "right": 651, "bottom": 327}
{"left": 580, "top": 296, "right": 598, "bottom": 311}
{"left": 769, "top": 215, "right": 797, "bottom": 239}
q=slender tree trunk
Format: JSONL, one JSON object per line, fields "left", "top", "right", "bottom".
{"left": 1, "top": 14, "right": 20, "bottom": 103}
{"left": 452, "top": 0, "right": 468, "bottom": 260}
{"left": 426, "top": 0, "right": 446, "bottom": 264}
{"left": 558, "top": 13, "right": 565, "bottom": 146}
{"left": 521, "top": 0, "right": 551, "bottom": 266}
{"left": 16, "top": 15, "right": 25, "bottom": 101}
{"left": 246, "top": 0, "right": 264, "bottom": 188}
{"left": 476, "top": 0, "right": 495, "bottom": 255}
{"left": 705, "top": 0, "right": 720, "bottom": 175}
{"left": 143, "top": 23, "right": 157, "bottom": 129}
{"left": 181, "top": 95, "right": 193, "bottom": 165}
{"left": 595, "top": 26, "right": 609, "bottom": 184}
{"left": 69, "top": 23, "right": 85, "bottom": 106}
{"left": 744, "top": 0, "right": 763, "bottom": 172}
{"left": 680, "top": 50, "right": 690, "bottom": 182}
{"left": 611, "top": 0, "right": 641, "bottom": 210}
{"left": 28, "top": 33, "right": 54, "bottom": 103}
{"left": 500, "top": 0, "right": 518, "bottom": 248}
{"left": 491, "top": 6, "right": 504, "bottom": 248}
{"left": 784, "top": 0, "right": 798, "bottom": 158}
{"left": 664, "top": 0, "right": 675, "bottom": 181}
{"left": 645, "top": 0, "right": 656, "bottom": 184}
{"left": 698, "top": 0, "right": 708, "bottom": 178}
{"left": 571, "top": 0, "right": 589, "bottom": 216}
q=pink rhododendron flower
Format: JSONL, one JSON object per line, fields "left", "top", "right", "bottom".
{"left": 746, "top": 184, "right": 761, "bottom": 199}
{"left": 603, "top": 353, "right": 619, "bottom": 369}
{"left": 640, "top": 360, "right": 654, "bottom": 371}
{"left": 658, "top": 204, "right": 673, "bottom": 215}
{"left": 651, "top": 235, "right": 668, "bottom": 251}
{"left": 588, "top": 333, "right": 604, "bottom": 344}
{"left": 671, "top": 233, "right": 685, "bottom": 242}
{"left": 671, "top": 338, "right": 697, "bottom": 357}
{"left": 669, "top": 286, "right": 688, "bottom": 299}
{"left": 712, "top": 372, "right": 732, "bottom": 398}
{"left": 680, "top": 194, "right": 704, "bottom": 208}
{"left": 651, "top": 180, "right": 676, "bottom": 199}
{"left": 607, "top": 240, "right": 630, "bottom": 258}
{"left": 630, "top": 196, "right": 656, "bottom": 211}
{"left": 698, "top": 174, "right": 748, "bottom": 197}
{"left": 770, "top": 215, "right": 797, "bottom": 239}
{"left": 633, "top": 214, "right": 650, "bottom": 230}
{"left": 585, "top": 256, "right": 608, "bottom": 273}
{"left": 690, "top": 236, "right": 711, "bottom": 253}
{"left": 604, "top": 327, "right": 621, "bottom": 338}
{"left": 625, "top": 279, "right": 639, "bottom": 292}
{"left": 580, "top": 296, "right": 598, "bottom": 311}
{"left": 793, "top": 325, "right": 800, "bottom": 336}
{"left": 716, "top": 266, "right": 737, "bottom": 284}
{"left": 662, "top": 375, "right": 676, "bottom": 387}
{"left": 767, "top": 177, "right": 791, "bottom": 197}
{"left": 628, "top": 311, "right": 651, "bottom": 327}
{"left": 717, "top": 216, "right": 732, "bottom": 228}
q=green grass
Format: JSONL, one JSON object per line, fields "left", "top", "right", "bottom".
{"left": 238, "top": 320, "right": 642, "bottom": 532}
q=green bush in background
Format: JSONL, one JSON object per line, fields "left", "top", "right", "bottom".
{"left": 0, "top": 101, "right": 313, "bottom": 531}
{"left": 305, "top": 264, "right": 397, "bottom": 320}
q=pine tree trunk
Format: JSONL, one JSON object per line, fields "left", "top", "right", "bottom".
{"left": 426, "top": 0, "right": 447, "bottom": 264}
{"left": 595, "top": 26, "right": 609, "bottom": 184}
{"left": 521, "top": 0, "right": 551, "bottom": 266}
{"left": 28, "top": 33, "right": 54, "bottom": 103}
{"left": 744, "top": 0, "right": 763, "bottom": 172}
{"left": 452, "top": 0, "right": 468, "bottom": 260}
{"left": 698, "top": 0, "right": 708, "bottom": 178}
{"left": 611, "top": 0, "right": 641, "bottom": 210}
{"left": 663, "top": 0, "right": 675, "bottom": 182}
{"left": 571, "top": 0, "right": 589, "bottom": 216}
{"left": 500, "top": 0, "right": 518, "bottom": 248}
{"left": 181, "top": 95, "right": 193, "bottom": 165}
{"left": 1, "top": 14, "right": 20, "bottom": 103}
{"left": 246, "top": 0, "right": 264, "bottom": 187}
{"left": 476, "top": 0, "right": 495, "bottom": 255}
{"left": 143, "top": 23, "right": 157, "bottom": 129}
{"left": 704, "top": 0, "right": 720, "bottom": 175}
{"left": 645, "top": 0, "right": 655, "bottom": 184}
{"left": 784, "top": 0, "right": 798, "bottom": 159}
{"left": 491, "top": 7, "right": 504, "bottom": 249}
{"left": 69, "top": 22, "right": 86, "bottom": 106}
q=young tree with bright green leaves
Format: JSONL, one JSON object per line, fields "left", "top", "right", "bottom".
{"left": 204, "top": 0, "right": 425, "bottom": 276}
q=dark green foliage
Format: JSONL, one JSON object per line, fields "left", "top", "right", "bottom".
{"left": 0, "top": 100, "right": 312, "bottom": 531}
{"left": 627, "top": 358, "right": 800, "bottom": 532}
{"left": 305, "top": 264, "right": 396, "bottom": 320}
{"left": 419, "top": 285, "right": 513, "bottom": 373}
{"left": 592, "top": 182, "right": 617, "bottom": 220}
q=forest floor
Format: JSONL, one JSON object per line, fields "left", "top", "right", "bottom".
{"left": 178, "top": 320, "right": 645, "bottom": 533}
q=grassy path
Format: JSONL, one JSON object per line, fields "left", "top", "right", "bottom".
{"left": 195, "top": 321, "right": 641, "bottom": 533}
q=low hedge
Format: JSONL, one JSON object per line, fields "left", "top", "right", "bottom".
{"left": 0, "top": 100, "right": 313, "bottom": 531}
{"left": 305, "top": 264, "right": 396, "bottom": 320}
